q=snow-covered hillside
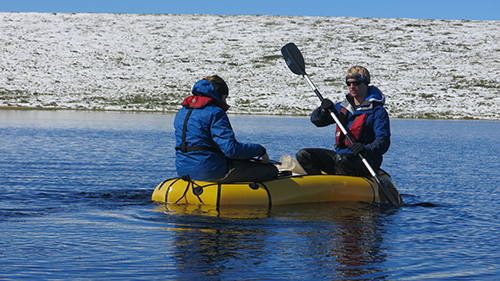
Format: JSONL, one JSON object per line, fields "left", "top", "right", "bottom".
{"left": 1, "top": 12, "right": 499, "bottom": 119}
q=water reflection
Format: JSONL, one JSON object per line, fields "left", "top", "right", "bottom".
{"left": 155, "top": 202, "right": 393, "bottom": 279}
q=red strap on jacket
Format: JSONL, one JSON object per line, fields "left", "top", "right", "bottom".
{"left": 335, "top": 108, "right": 368, "bottom": 148}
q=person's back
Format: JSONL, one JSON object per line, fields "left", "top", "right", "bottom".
{"left": 174, "top": 76, "right": 278, "bottom": 182}
{"left": 174, "top": 101, "right": 231, "bottom": 180}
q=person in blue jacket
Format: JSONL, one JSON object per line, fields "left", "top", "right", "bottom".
{"left": 296, "top": 66, "right": 391, "bottom": 176}
{"left": 174, "top": 75, "right": 278, "bottom": 183}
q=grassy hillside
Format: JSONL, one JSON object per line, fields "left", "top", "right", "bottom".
{"left": 1, "top": 13, "right": 499, "bottom": 119}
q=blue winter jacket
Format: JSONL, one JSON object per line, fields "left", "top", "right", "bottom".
{"left": 311, "top": 86, "right": 391, "bottom": 170}
{"left": 174, "top": 79, "right": 264, "bottom": 181}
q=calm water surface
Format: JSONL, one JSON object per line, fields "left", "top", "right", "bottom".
{"left": 1, "top": 110, "right": 499, "bottom": 280}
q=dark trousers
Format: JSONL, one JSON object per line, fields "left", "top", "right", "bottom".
{"left": 296, "top": 148, "right": 374, "bottom": 177}
{"left": 216, "top": 160, "right": 279, "bottom": 183}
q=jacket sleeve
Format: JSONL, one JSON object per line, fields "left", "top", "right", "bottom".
{"left": 210, "top": 109, "right": 264, "bottom": 159}
{"left": 364, "top": 106, "right": 391, "bottom": 158}
{"left": 310, "top": 104, "right": 339, "bottom": 127}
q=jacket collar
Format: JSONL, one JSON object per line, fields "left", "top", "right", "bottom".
{"left": 341, "top": 86, "right": 385, "bottom": 114}
{"left": 181, "top": 95, "right": 229, "bottom": 111}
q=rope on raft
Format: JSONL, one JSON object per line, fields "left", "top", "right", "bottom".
{"left": 174, "top": 174, "right": 205, "bottom": 205}
{"left": 161, "top": 175, "right": 272, "bottom": 208}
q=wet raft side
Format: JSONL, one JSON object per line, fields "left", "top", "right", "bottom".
{"left": 152, "top": 175, "right": 381, "bottom": 207}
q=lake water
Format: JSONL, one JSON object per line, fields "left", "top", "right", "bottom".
{"left": 1, "top": 110, "right": 499, "bottom": 280}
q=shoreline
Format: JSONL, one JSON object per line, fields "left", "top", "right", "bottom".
{"left": 0, "top": 106, "right": 496, "bottom": 121}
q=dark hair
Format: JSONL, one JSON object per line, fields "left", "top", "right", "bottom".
{"left": 204, "top": 75, "right": 228, "bottom": 98}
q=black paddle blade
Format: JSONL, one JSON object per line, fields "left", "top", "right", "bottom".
{"left": 281, "top": 42, "right": 307, "bottom": 76}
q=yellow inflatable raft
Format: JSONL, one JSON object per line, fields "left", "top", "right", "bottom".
{"left": 152, "top": 171, "right": 402, "bottom": 207}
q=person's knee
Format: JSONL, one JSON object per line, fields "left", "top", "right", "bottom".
{"left": 296, "top": 149, "right": 309, "bottom": 162}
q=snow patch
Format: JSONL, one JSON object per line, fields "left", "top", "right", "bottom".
{"left": 1, "top": 13, "right": 499, "bottom": 119}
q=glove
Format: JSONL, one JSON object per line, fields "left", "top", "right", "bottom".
{"left": 349, "top": 143, "right": 367, "bottom": 156}
{"left": 259, "top": 145, "right": 270, "bottom": 163}
{"left": 321, "top": 99, "right": 334, "bottom": 111}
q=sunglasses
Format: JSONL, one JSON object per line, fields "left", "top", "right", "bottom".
{"left": 346, "top": 81, "right": 362, "bottom": 87}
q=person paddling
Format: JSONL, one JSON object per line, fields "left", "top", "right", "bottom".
{"left": 296, "top": 66, "right": 391, "bottom": 176}
{"left": 174, "top": 75, "right": 278, "bottom": 183}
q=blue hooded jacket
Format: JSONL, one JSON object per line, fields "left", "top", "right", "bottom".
{"left": 310, "top": 86, "right": 391, "bottom": 169}
{"left": 174, "top": 79, "right": 264, "bottom": 181}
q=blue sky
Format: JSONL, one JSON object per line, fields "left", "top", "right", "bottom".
{"left": 1, "top": 0, "right": 499, "bottom": 21}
